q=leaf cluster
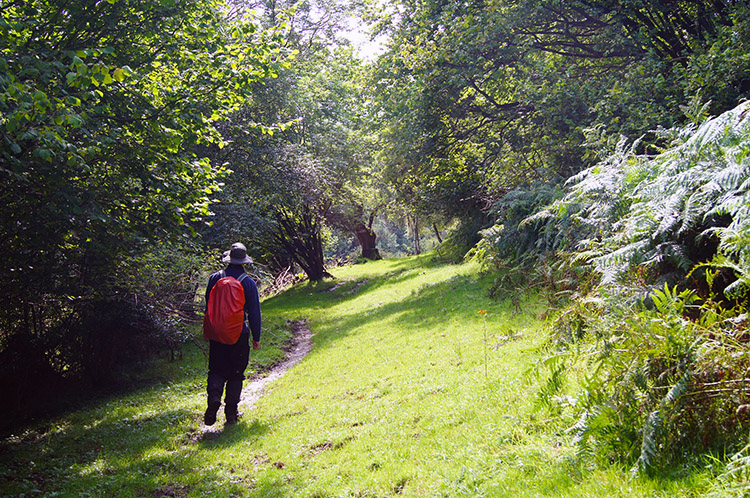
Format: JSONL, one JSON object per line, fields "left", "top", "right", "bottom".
{"left": 207, "top": 31, "right": 388, "bottom": 277}
{"left": 537, "top": 101, "right": 750, "bottom": 296}
{"left": 0, "top": 0, "right": 288, "bottom": 429}
{"left": 370, "top": 0, "right": 749, "bottom": 240}
{"left": 525, "top": 101, "right": 750, "bottom": 474}
{"left": 539, "top": 283, "right": 750, "bottom": 474}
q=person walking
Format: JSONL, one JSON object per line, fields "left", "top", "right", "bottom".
{"left": 203, "top": 242, "right": 261, "bottom": 425}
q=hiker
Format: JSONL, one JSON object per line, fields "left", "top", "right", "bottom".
{"left": 203, "top": 242, "right": 261, "bottom": 425}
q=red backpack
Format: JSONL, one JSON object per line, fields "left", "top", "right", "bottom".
{"left": 203, "top": 271, "right": 248, "bottom": 345}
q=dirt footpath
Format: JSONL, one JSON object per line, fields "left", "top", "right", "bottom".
{"left": 239, "top": 319, "right": 313, "bottom": 412}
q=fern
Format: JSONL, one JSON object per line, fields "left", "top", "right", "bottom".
{"left": 535, "top": 101, "right": 750, "bottom": 287}
{"left": 663, "top": 369, "right": 692, "bottom": 405}
{"left": 632, "top": 369, "right": 693, "bottom": 475}
{"left": 538, "top": 358, "right": 568, "bottom": 409}
{"left": 568, "top": 404, "right": 620, "bottom": 461}
{"left": 533, "top": 102, "right": 750, "bottom": 473}
{"left": 632, "top": 410, "right": 663, "bottom": 475}
{"left": 680, "top": 94, "right": 713, "bottom": 126}
{"left": 721, "top": 444, "right": 750, "bottom": 488}
{"left": 541, "top": 281, "right": 734, "bottom": 472}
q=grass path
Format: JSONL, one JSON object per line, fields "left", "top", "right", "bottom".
{"left": 202, "top": 319, "right": 314, "bottom": 440}
{"left": 0, "top": 255, "right": 713, "bottom": 497}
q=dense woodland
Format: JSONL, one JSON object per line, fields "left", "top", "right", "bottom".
{"left": 3, "top": 0, "right": 750, "bottom": 481}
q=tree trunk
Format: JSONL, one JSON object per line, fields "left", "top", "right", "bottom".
{"left": 409, "top": 213, "right": 422, "bottom": 255}
{"left": 433, "top": 223, "right": 443, "bottom": 244}
{"left": 273, "top": 205, "right": 332, "bottom": 281}
{"left": 355, "top": 223, "right": 381, "bottom": 260}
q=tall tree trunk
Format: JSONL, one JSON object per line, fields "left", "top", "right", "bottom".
{"left": 409, "top": 213, "right": 422, "bottom": 255}
{"left": 355, "top": 223, "right": 381, "bottom": 260}
{"left": 433, "top": 223, "right": 443, "bottom": 244}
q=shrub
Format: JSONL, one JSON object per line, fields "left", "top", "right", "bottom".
{"left": 539, "top": 284, "right": 750, "bottom": 474}
{"left": 477, "top": 183, "right": 571, "bottom": 264}
{"left": 0, "top": 242, "right": 208, "bottom": 433}
{"left": 534, "top": 101, "right": 750, "bottom": 297}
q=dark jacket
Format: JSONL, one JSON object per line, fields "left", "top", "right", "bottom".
{"left": 205, "top": 264, "right": 261, "bottom": 343}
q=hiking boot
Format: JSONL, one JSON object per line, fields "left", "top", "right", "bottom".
{"left": 224, "top": 379, "right": 243, "bottom": 425}
{"left": 204, "top": 401, "right": 221, "bottom": 426}
{"left": 205, "top": 373, "right": 225, "bottom": 426}
{"left": 225, "top": 405, "right": 241, "bottom": 425}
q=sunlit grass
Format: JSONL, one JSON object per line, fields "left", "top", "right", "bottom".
{"left": 0, "top": 254, "right": 715, "bottom": 496}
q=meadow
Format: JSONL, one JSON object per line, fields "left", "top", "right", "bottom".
{"left": 0, "top": 255, "right": 714, "bottom": 497}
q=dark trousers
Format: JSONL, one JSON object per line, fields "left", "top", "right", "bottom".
{"left": 207, "top": 333, "right": 250, "bottom": 411}
{"left": 208, "top": 333, "right": 250, "bottom": 381}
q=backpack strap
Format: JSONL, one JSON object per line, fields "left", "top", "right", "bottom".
{"left": 236, "top": 273, "right": 249, "bottom": 322}
{"left": 217, "top": 270, "right": 246, "bottom": 282}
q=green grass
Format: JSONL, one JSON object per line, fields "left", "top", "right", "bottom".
{"left": 0, "top": 255, "right": 716, "bottom": 497}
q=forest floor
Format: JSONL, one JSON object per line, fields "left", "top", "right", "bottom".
{"left": 0, "top": 254, "right": 719, "bottom": 497}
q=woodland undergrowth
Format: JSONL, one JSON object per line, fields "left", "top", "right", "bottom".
{"left": 472, "top": 101, "right": 750, "bottom": 493}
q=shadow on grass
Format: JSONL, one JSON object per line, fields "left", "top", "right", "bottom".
{"left": 0, "top": 404, "right": 276, "bottom": 496}
{"left": 307, "top": 271, "right": 516, "bottom": 353}
{"left": 196, "top": 418, "right": 270, "bottom": 448}
{"left": 263, "top": 255, "right": 455, "bottom": 314}
{"left": 0, "top": 406, "right": 200, "bottom": 493}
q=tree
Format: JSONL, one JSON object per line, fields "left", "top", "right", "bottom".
{"left": 209, "top": 6, "right": 385, "bottom": 277}
{"left": 370, "top": 0, "right": 748, "bottom": 246}
{"left": 0, "top": 0, "right": 288, "bottom": 424}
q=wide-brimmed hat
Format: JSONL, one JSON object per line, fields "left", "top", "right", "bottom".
{"left": 222, "top": 242, "right": 253, "bottom": 265}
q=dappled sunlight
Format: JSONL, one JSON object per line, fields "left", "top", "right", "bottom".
{"left": 3, "top": 0, "right": 748, "bottom": 494}
{"left": 0, "top": 255, "right": 723, "bottom": 496}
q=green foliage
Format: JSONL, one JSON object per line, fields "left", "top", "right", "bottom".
{"left": 519, "top": 62, "right": 750, "bottom": 479}
{"left": 0, "top": 0, "right": 287, "bottom": 277}
{"left": 706, "top": 441, "right": 750, "bottom": 498}
{"left": 210, "top": 36, "right": 388, "bottom": 279}
{"left": 474, "top": 183, "right": 570, "bottom": 265}
{"left": 0, "top": 241, "right": 211, "bottom": 432}
{"left": 683, "top": 6, "right": 750, "bottom": 118}
{"left": 470, "top": 183, "right": 595, "bottom": 305}
{"left": 540, "top": 283, "right": 750, "bottom": 474}
{"left": 537, "top": 101, "right": 750, "bottom": 293}
{"left": 369, "top": 0, "right": 750, "bottom": 256}
{"left": 0, "top": 0, "right": 288, "bottom": 430}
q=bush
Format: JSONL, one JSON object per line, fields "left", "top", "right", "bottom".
{"left": 422, "top": 214, "right": 485, "bottom": 264}
{"left": 539, "top": 284, "right": 750, "bottom": 474}
{"left": 476, "top": 183, "right": 571, "bottom": 265}
{"left": 535, "top": 101, "right": 750, "bottom": 296}
{"left": 0, "top": 242, "right": 208, "bottom": 434}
